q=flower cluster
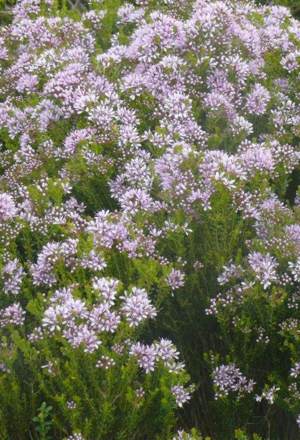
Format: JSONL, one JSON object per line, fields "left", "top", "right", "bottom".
{"left": 212, "top": 364, "right": 255, "bottom": 399}
{"left": 39, "top": 283, "right": 160, "bottom": 357}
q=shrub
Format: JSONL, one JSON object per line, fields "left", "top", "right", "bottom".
{"left": 0, "top": 0, "right": 299, "bottom": 439}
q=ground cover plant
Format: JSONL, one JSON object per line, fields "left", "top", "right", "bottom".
{"left": 0, "top": 0, "right": 300, "bottom": 439}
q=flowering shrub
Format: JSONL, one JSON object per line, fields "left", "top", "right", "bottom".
{"left": 0, "top": 0, "right": 300, "bottom": 438}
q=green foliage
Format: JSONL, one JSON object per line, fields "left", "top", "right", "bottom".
{"left": 234, "top": 429, "right": 263, "bottom": 440}
{"left": 33, "top": 402, "right": 53, "bottom": 440}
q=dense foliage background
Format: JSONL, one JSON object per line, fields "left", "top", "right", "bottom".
{"left": 0, "top": 0, "right": 300, "bottom": 439}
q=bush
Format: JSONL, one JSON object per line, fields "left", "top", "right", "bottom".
{"left": 0, "top": 0, "right": 299, "bottom": 439}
